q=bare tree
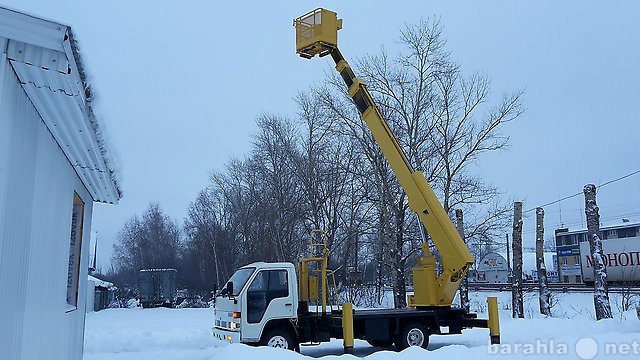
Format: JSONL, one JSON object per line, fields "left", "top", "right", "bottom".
{"left": 583, "top": 184, "right": 612, "bottom": 320}
{"left": 613, "top": 266, "right": 640, "bottom": 320}
{"left": 111, "top": 204, "right": 182, "bottom": 288}
{"left": 183, "top": 187, "right": 238, "bottom": 293}
{"left": 171, "top": 18, "right": 524, "bottom": 305}
{"left": 292, "top": 92, "right": 361, "bottom": 278}
{"left": 313, "top": 18, "right": 523, "bottom": 308}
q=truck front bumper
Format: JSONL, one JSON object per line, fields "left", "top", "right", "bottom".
{"left": 212, "top": 327, "right": 241, "bottom": 343}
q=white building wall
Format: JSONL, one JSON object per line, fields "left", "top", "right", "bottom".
{"left": 86, "top": 278, "right": 96, "bottom": 313}
{"left": 0, "top": 49, "right": 92, "bottom": 360}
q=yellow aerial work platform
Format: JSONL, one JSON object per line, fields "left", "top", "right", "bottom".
{"left": 294, "top": 8, "right": 342, "bottom": 59}
{"left": 293, "top": 6, "right": 501, "bottom": 347}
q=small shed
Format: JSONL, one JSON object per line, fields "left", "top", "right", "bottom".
{"left": 0, "top": 6, "right": 120, "bottom": 360}
{"left": 87, "top": 275, "right": 116, "bottom": 312}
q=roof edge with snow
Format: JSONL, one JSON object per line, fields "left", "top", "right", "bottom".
{"left": 0, "top": 6, "right": 121, "bottom": 203}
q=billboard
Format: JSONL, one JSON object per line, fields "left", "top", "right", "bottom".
{"left": 579, "top": 237, "right": 640, "bottom": 282}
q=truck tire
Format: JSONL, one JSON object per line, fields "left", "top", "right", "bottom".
{"left": 261, "top": 328, "right": 297, "bottom": 351}
{"left": 367, "top": 339, "right": 394, "bottom": 348}
{"left": 396, "top": 322, "right": 429, "bottom": 351}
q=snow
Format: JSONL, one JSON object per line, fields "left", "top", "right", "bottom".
{"left": 84, "top": 291, "right": 640, "bottom": 360}
{"left": 84, "top": 308, "right": 219, "bottom": 360}
{"left": 89, "top": 275, "right": 115, "bottom": 289}
{"left": 140, "top": 268, "right": 177, "bottom": 272}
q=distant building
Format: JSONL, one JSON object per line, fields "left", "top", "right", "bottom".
{"left": 471, "top": 251, "right": 558, "bottom": 284}
{"left": 87, "top": 275, "right": 117, "bottom": 312}
{"left": 475, "top": 252, "right": 509, "bottom": 283}
{"left": 523, "top": 252, "right": 559, "bottom": 283}
{"left": 556, "top": 222, "right": 640, "bottom": 284}
{"left": 0, "top": 6, "right": 120, "bottom": 360}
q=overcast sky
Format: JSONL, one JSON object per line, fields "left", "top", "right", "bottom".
{"left": 6, "top": 1, "right": 639, "bottom": 268}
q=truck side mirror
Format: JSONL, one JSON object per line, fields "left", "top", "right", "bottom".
{"left": 226, "top": 281, "right": 234, "bottom": 296}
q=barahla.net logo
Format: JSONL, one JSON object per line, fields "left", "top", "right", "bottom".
{"left": 488, "top": 337, "right": 640, "bottom": 358}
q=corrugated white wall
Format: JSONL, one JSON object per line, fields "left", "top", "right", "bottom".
{"left": 0, "top": 49, "right": 93, "bottom": 360}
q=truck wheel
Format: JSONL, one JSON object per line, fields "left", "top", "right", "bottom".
{"left": 367, "top": 339, "right": 394, "bottom": 348}
{"left": 261, "top": 328, "right": 297, "bottom": 351}
{"left": 396, "top": 322, "right": 429, "bottom": 350}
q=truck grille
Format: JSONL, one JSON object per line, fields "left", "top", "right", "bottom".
{"left": 215, "top": 319, "right": 229, "bottom": 328}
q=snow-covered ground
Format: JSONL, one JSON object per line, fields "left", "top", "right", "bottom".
{"left": 84, "top": 291, "right": 640, "bottom": 360}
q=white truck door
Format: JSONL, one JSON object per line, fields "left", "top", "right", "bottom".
{"left": 241, "top": 268, "right": 295, "bottom": 342}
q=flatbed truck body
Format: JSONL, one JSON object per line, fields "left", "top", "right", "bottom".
{"left": 297, "top": 307, "right": 487, "bottom": 344}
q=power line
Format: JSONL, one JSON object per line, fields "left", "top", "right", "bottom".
{"left": 520, "top": 210, "right": 640, "bottom": 236}
{"left": 600, "top": 169, "right": 640, "bottom": 187}
{"left": 524, "top": 169, "right": 640, "bottom": 213}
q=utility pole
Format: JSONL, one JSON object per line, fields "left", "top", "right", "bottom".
{"left": 536, "top": 207, "right": 552, "bottom": 316}
{"left": 511, "top": 202, "right": 524, "bottom": 318}
{"left": 583, "top": 184, "right": 612, "bottom": 320}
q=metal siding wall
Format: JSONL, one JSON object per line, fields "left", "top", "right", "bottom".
{"left": 0, "top": 41, "right": 7, "bottom": 270}
{"left": 0, "top": 51, "right": 92, "bottom": 360}
{"left": 21, "top": 112, "right": 72, "bottom": 359}
{"left": 0, "top": 52, "right": 38, "bottom": 360}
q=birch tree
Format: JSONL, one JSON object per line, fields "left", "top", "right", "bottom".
{"left": 536, "top": 207, "right": 552, "bottom": 316}
{"left": 583, "top": 184, "right": 612, "bottom": 320}
{"left": 511, "top": 201, "right": 524, "bottom": 318}
{"left": 456, "top": 209, "right": 470, "bottom": 312}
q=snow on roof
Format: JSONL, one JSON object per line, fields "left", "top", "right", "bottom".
{"left": 0, "top": 6, "right": 121, "bottom": 203}
{"left": 88, "top": 275, "right": 115, "bottom": 289}
{"left": 242, "top": 262, "right": 296, "bottom": 269}
{"left": 556, "top": 221, "right": 640, "bottom": 235}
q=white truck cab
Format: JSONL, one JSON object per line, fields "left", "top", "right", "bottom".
{"left": 213, "top": 262, "right": 299, "bottom": 349}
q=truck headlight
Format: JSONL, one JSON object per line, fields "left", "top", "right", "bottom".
{"left": 230, "top": 322, "right": 241, "bottom": 329}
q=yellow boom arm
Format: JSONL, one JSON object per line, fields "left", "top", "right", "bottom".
{"left": 294, "top": 9, "right": 474, "bottom": 307}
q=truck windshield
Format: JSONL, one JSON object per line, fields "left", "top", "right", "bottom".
{"left": 222, "top": 267, "right": 254, "bottom": 297}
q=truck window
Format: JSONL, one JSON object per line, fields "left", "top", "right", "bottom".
{"left": 247, "top": 270, "right": 289, "bottom": 323}
{"left": 225, "top": 267, "right": 254, "bottom": 297}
